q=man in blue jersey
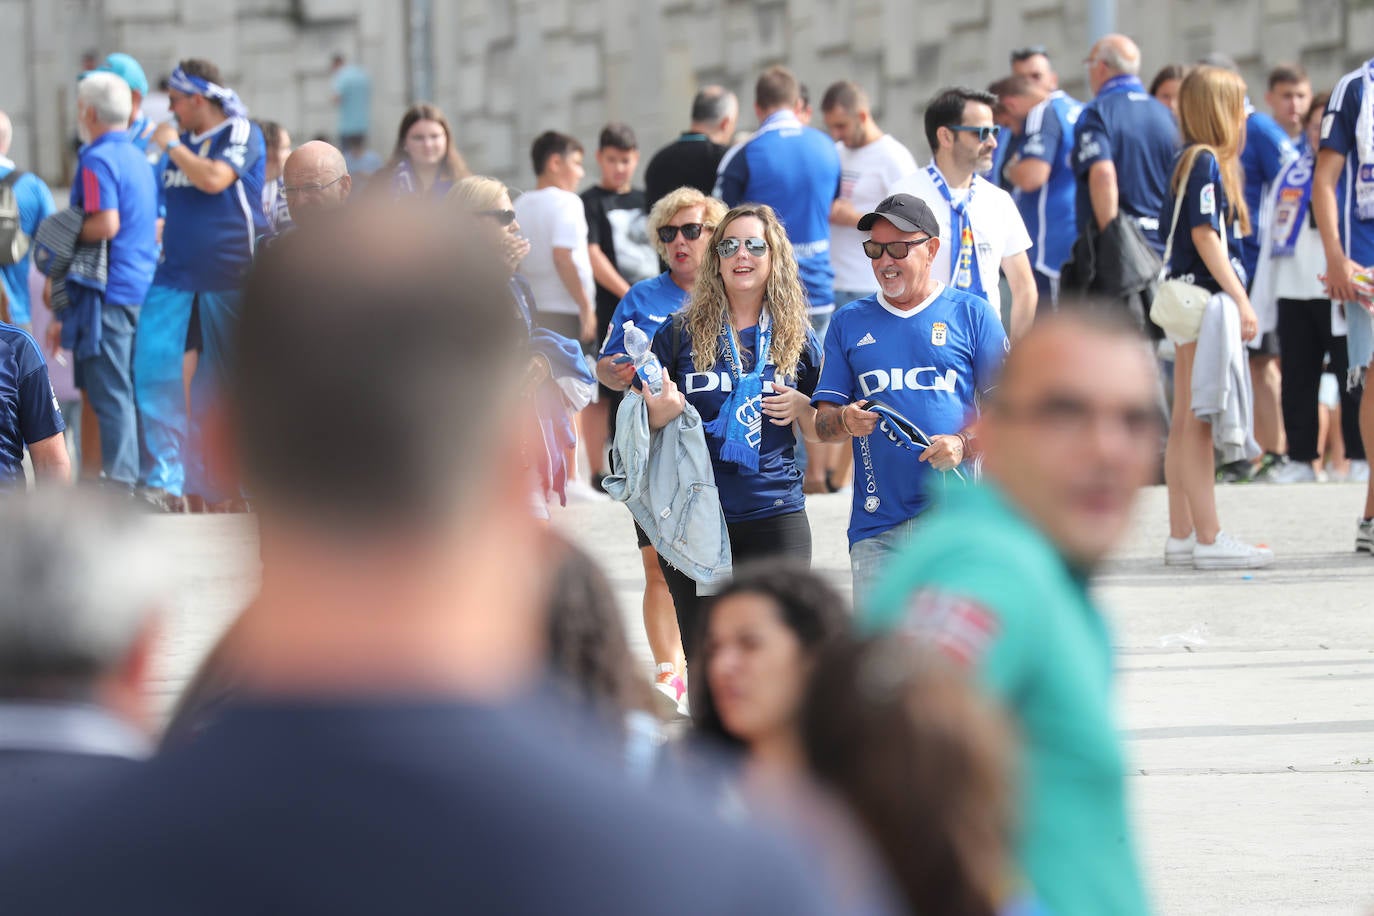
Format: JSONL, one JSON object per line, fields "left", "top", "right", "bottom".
{"left": 1313, "top": 56, "right": 1374, "bottom": 552}
{"left": 137, "top": 58, "right": 265, "bottom": 511}
{"left": 813, "top": 194, "right": 1008, "bottom": 599}
{"left": 0, "top": 323, "right": 68, "bottom": 488}
{"left": 0, "top": 112, "right": 56, "bottom": 332}
{"left": 49, "top": 72, "right": 158, "bottom": 493}
{"left": 715, "top": 66, "right": 841, "bottom": 333}
{"left": 993, "top": 75, "right": 1082, "bottom": 306}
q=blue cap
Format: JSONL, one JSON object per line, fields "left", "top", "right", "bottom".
{"left": 81, "top": 52, "right": 149, "bottom": 96}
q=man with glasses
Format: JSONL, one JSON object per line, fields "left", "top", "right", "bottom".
{"left": 812, "top": 194, "right": 1007, "bottom": 600}
{"left": 280, "top": 141, "right": 351, "bottom": 229}
{"left": 137, "top": 57, "right": 265, "bottom": 512}
{"left": 863, "top": 304, "right": 1157, "bottom": 916}
{"left": 889, "top": 88, "right": 1037, "bottom": 339}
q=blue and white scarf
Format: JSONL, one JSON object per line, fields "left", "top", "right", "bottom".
{"left": 704, "top": 309, "right": 773, "bottom": 474}
{"left": 1269, "top": 146, "right": 1314, "bottom": 258}
{"left": 927, "top": 164, "right": 986, "bottom": 301}
{"left": 1355, "top": 59, "right": 1374, "bottom": 220}
{"left": 167, "top": 66, "right": 247, "bottom": 119}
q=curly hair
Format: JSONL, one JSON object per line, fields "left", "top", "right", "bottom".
{"left": 685, "top": 203, "right": 811, "bottom": 377}
{"left": 646, "top": 187, "right": 728, "bottom": 263}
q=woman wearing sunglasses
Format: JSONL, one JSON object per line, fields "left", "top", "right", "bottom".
{"left": 643, "top": 203, "right": 824, "bottom": 658}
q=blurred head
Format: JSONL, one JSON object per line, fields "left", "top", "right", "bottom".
{"left": 691, "top": 85, "right": 739, "bottom": 143}
{"left": 795, "top": 82, "right": 813, "bottom": 124}
{"left": 1173, "top": 65, "right": 1251, "bottom": 236}
{"left": 647, "top": 186, "right": 726, "bottom": 283}
{"left": 391, "top": 103, "right": 469, "bottom": 180}
{"left": 925, "top": 88, "right": 1000, "bottom": 174}
{"left": 1303, "top": 91, "right": 1330, "bottom": 155}
{"left": 448, "top": 175, "right": 523, "bottom": 272}
{"left": 166, "top": 58, "right": 225, "bottom": 132}
{"left": 530, "top": 130, "right": 585, "bottom": 189}
{"left": 803, "top": 638, "right": 1015, "bottom": 916}
{"left": 821, "top": 81, "right": 875, "bottom": 149}
{"left": 1085, "top": 34, "right": 1141, "bottom": 95}
{"left": 687, "top": 203, "right": 810, "bottom": 377}
{"left": 1010, "top": 45, "right": 1058, "bottom": 90}
{"left": 261, "top": 120, "right": 293, "bottom": 182}
{"left": 87, "top": 52, "right": 148, "bottom": 114}
{"left": 755, "top": 65, "right": 800, "bottom": 118}
{"left": 978, "top": 305, "right": 1161, "bottom": 569}
{"left": 595, "top": 122, "right": 639, "bottom": 193}
{"left": 693, "top": 561, "right": 848, "bottom": 752}
{"left": 1148, "top": 65, "right": 1188, "bottom": 117}
{"left": 0, "top": 489, "right": 162, "bottom": 733}
{"left": 282, "top": 141, "right": 351, "bottom": 227}
{"left": 858, "top": 194, "right": 942, "bottom": 306}
{"left": 1266, "top": 64, "right": 1313, "bottom": 137}
{"left": 988, "top": 74, "right": 1045, "bottom": 130}
{"left": 76, "top": 71, "right": 133, "bottom": 142}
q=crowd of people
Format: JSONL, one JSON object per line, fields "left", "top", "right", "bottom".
{"left": 1, "top": 34, "right": 1373, "bottom": 916}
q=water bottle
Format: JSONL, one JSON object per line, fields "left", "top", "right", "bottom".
{"left": 622, "top": 320, "right": 663, "bottom": 395}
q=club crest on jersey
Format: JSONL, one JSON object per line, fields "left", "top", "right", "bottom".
{"left": 931, "top": 322, "right": 948, "bottom": 346}
{"left": 1199, "top": 183, "right": 1216, "bottom": 216}
{"left": 864, "top": 495, "right": 881, "bottom": 513}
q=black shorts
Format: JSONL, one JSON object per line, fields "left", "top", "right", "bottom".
{"left": 634, "top": 518, "right": 651, "bottom": 550}
{"left": 1250, "top": 330, "right": 1280, "bottom": 357}
{"left": 184, "top": 297, "right": 203, "bottom": 354}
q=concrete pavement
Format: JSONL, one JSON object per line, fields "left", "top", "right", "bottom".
{"left": 147, "top": 481, "right": 1374, "bottom": 915}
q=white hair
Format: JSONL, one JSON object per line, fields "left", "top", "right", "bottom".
{"left": 0, "top": 488, "right": 162, "bottom": 697}
{"left": 77, "top": 71, "right": 133, "bottom": 127}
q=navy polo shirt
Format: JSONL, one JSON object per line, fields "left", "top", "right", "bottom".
{"left": 0, "top": 324, "right": 65, "bottom": 485}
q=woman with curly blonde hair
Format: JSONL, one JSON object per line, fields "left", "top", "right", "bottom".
{"left": 643, "top": 203, "right": 824, "bottom": 655}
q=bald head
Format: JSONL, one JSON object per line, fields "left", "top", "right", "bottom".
{"left": 1092, "top": 34, "right": 1141, "bottom": 76}
{"left": 0, "top": 111, "right": 12, "bottom": 156}
{"left": 282, "top": 141, "right": 351, "bottom": 226}
{"left": 980, "top": 306, "right": 1160, "bottom": 569}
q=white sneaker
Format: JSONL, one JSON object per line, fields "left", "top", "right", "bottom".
{"left": 1165, "top": 533, "right": 1196, "bottom": 566}
{"left": 1193, "top": 531, "right": 1274, "bottom": 569}
{"left": 1349, "top": 460, "right": 1370, "bottom": 483}
{"left": 1357, "top": 518, "right": 1373, "bottom": 554}
{"left": 1265, "top": 460, "right": 1317, "bottom": 483}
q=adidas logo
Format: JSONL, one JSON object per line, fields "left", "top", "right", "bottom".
{"left": 857, "top": 332, "right": 877, "bottom": 347}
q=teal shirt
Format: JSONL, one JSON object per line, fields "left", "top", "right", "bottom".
{"left": 332, "top": 65, "right": 372, "bottom": 137}
{"left": 863, "top": 483, "right": 1148, "bottom": 916}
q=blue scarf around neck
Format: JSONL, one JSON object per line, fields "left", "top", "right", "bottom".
{"left": 704, "top": 309, "right": 773, "bottom": 474}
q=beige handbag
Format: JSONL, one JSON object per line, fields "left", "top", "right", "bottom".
{"left": 1150, "top": 177, "right": 1211, "bottom": 342}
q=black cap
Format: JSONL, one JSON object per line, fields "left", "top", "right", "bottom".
{"left": 857, "top": 193, "right": 940, "bottom": 237}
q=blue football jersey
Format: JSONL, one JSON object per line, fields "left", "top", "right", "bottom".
{"left": 1239, "top": 109, "right": 1298, "bottom": 284}
{"left": 1016, "top": 92, "right": 1082, "bottom": 278}
{"left": 812, "top": 286, "right": 1007, "bottom": 545}
{"left": 599, "top": 272, "right": 689, "bottom": 358}
{"left": 1320, "top": 63, "right": 1374, "bottom": 267}
{"left": 156, "top": 117, "right": 266, "bottom": 292}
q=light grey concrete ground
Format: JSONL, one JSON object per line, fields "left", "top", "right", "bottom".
{"left": 150, "top": 481, "right": 1374, "bottom": 915}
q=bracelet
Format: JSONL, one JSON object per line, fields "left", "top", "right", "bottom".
{"left": 165, "top": 138, "right": 182, "bottom": 151}
{"left": 840, "top": 404, "right": 855, "bottom": 436}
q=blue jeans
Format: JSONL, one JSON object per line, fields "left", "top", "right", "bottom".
{"left": 134, "top": 285, "right": 193, "bottom": 495}
{"left": 78, "top": 303, "right": 140, "bottom": 487}
{"left": 187, "top": 288, "right": 244, "bottom": 503}
{"left": 849, "top": 514, "right": 924, "bottom": 607}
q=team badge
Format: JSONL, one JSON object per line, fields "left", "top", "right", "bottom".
{"left": 864, "top": 496, "right": 881, "bottom": 513}
{"left": 1199, "top": 183, "right": 1216, "bottom": 216}
{"left": 931, "top": 322, "right": 948, "bottom": 346}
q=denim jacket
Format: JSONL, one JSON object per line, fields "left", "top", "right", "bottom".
{"left": 604, "top": 391, "right": 732, "bottom": 595}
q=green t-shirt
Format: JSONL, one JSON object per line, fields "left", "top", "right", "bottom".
{"left": 863, "top": 483, "right": 1148, "bottom": 916}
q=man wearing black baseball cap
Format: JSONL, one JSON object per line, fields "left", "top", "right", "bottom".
{"left": 812, "top": 192, "right": 1010, "bottom": 599}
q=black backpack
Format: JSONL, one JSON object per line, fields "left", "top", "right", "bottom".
{"left": 0, "top": 170, "right": 30, "bottom": 267}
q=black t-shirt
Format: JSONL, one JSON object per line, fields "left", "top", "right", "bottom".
{"left": 644, "top": 133, "right": 728, "bottom": 211}
{"left": 581, "top": 186, "right": 659, "bottom": 323}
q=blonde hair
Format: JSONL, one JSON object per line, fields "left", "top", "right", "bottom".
{"left": 447, "top": 175, "right": 508, "bottom": 212}
{"left": 647, "top": 187, "right": 728, "bottom": 261}
{"left": 685, "top": 204, "right": 810, "bottom": 377}
{"left": 1170, "top": 65, "right": 1251, "bottom": 237}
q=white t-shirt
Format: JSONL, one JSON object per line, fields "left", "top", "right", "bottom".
{"left": 888, "top": 163, "right": 1031, "bottom": 316}
{"left": 831, "top": 134, "right": 919, "bottom": 293}
{"left": 513, "top": 187, "right": 593, "bottom": 316}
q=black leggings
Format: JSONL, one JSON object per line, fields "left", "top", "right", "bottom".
{"left": 658, "top": 509, "right": 812, "bottom": 662}
{"left": 1277, "top": 298, "right": 1366, "bottom": 462}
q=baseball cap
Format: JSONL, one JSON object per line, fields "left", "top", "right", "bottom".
{"left": 81, "top": 53, "right": 149, "bottom": 96}
{"left": 857, "top": 193, "right": 940, "bottom": 237}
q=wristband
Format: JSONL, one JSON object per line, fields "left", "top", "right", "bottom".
{"left": 165, "top": 138, "right": 182, "bottom": 151}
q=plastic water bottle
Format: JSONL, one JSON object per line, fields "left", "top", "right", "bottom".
{"left": 622, "top": 321, "right": 663, "bottom": 395}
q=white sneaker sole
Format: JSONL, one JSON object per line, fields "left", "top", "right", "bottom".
{"left": 1165, "top": 552, "right": 1194, "bottom": 566}
{"left": 652, "top": 683, "right": 684, "bottom": 718}
{"left": 1194, "top": 554, "right": 1274, "bottom": 570}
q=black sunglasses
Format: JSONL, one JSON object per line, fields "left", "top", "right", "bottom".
{"left": 716, "top": 236, "right": 769, "bottom": 258}
{"left": 948, "top": 125, "right": 999, "bottom": 143}
{"left": 863, "top": 237, "right": 934, "bottom": 260}
{"left": 657, "top": 222, "right": 706, "bottom": 243}
{"left": 1010, "top": 45, "right": 1049, "bottom": 62}
{"left": 478, "top": 209, "right": 517, "bottom": 226}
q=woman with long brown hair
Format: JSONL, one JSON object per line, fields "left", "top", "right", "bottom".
{"left": 1160, "top": 65, "right": 1273, "bottom": 569}
{"left": 383, "top": 103, "right": 470, "bottom": 198}
{"left": 643, "top": 203, "right": 823, "bottom": 656}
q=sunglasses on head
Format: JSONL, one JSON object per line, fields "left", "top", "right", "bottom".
{"left": 862, "top": 237, "right": 934, "bottom": 260}
{"left": 716, "top": 236, "right": 769, "bottom": 258}
{"left": 479, "top": 209, "right": 517, "bottom": 226}
{"left": 1010, "top": 45, "right": 1049, "bottom": 62}
{"left": 657, "top": 222, "right": 706, "bottom": 243}
{"left": 948, "top": 125, "right": 999, "bottom": 143}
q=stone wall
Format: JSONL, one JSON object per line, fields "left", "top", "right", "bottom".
{"left": 0, "top": 0, "right": 1368, "bottom": 189}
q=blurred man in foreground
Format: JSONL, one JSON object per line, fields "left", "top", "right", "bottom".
{"left": 0, "top": 199, "right": 829, "bottom": 915}
{"left": 863, "top": 305, "right": 1157, "bottom": 916}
